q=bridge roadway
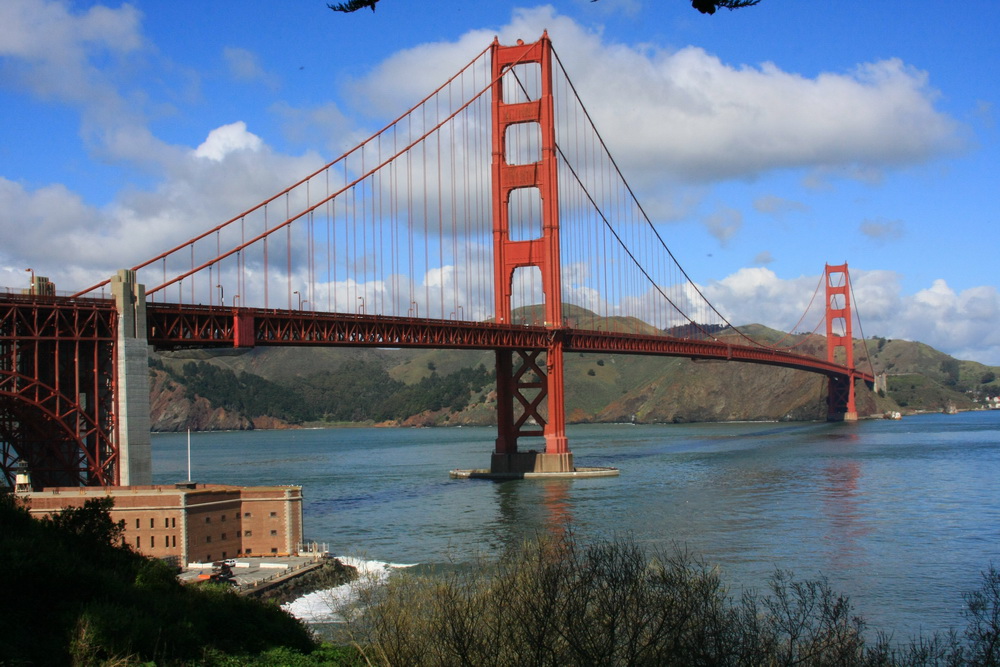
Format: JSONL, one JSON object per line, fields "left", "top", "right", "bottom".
{"left": 147, "top": 303, "right": 875, "bottom": 384}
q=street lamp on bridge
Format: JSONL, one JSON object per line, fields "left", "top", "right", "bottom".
{"left": 293, "top": 290, "right": 301, "bottom": 310}
{"left": 357, "top": 296, "right": 365, "bottom": 314}
{"left": 410, "top": 300, "right": 418, "bottom": 318}
{"left": 216, "top": 284, "right": 224, "bottom": 306}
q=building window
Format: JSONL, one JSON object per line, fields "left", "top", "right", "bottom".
{"left": 244, "top": 512, "right": 251, "bottom": 518}
{"left": 136, "top": 536, "right": 140, "bottom": 547}
{"left": 164, "top": 518, "right": 169, "bottom": 528}
{"left": 245, "top": 548, "right": 252, "bottom": 554}
{"left": 171, "top": 518, "right": 176, "bottom": 528}
{"left": 269, "top": 512, "right": 277, "bottom": 518}
{"left": 205, "top": 517, "right": 211, "bottom": 524}
{"left": 151, "top": 535, "right": 155, "bottom": 548}
{"left": 244, "top": 530, "right": 252, "bottom": 537}
{"left": 206, "top": 536, "right": 212, "bottom": 543}
{"left": 135, "top": 518, "right": 140, "bottom": 529}
{"left": 150, "top": 518, "right": 154, "bottom": 529}
{"left": 271, "top": 548, "right": 278, "bottom": 554}
{"left": 221, "top": 533, "right": 227, "bottom": 540}
{"left": 270, "top": 530, "right": 278, "bottom": 537}
{"left": 172, "top": 535, "right": 177, "bottom": 547}
{"left": 221, "top": 514, "right": 226, "bottom": 522}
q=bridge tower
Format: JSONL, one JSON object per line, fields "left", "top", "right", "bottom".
{"left": 111, "top": 269, "right": 153, "bottom": 484}
{"left": 490, "top": 33, "right": 572, "bottom": 474}
{"left": 825, "top": 263, "right": 858, "bottom": 421}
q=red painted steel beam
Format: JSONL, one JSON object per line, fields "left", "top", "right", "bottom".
{"left": 147, "top": 305, "right": 554, "bottom": 351}
{"left": 147, "top": 304, "right": 872, "bottom": 385}
{"left": 0, "top": 295, "right": 118, "bottom": 488}
{"left": 563, "top": 330, "right": 875, "bottom": 384}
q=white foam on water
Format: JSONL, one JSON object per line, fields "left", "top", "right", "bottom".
{"left": 281, "top": 557, "right": 416, "bottom": 623}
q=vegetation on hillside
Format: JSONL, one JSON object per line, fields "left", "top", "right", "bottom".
{"left": 0, "top": 493, "right": 334, "bottom": 665}
{"left": 155, "top": 356, "right": 493, "bottom": 427}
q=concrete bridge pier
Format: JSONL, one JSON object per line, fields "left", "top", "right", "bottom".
{"left": 112, "top": 269, "right": 152, "bottom": 485}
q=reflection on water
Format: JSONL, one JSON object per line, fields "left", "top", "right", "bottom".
{"left": 821, "top": 460, "right": 871, "bottom": 572}
{"left": 153, "top": 411, "right": 1000, "bottom": 638}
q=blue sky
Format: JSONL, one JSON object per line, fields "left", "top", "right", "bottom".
{"left": 1, "top": 0, "right": 998, "bottom": 364}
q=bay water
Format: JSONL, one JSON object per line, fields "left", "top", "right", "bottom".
{"left": 152, "top": 410, "right": 1000, "bottom": 639}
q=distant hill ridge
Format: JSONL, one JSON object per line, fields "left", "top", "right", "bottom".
{"left": 149, "top": 309, "right": 1000, "bottom": 431}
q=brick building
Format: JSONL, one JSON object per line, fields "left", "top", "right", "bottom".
{"left": 23, "top": 482, "right": 303, "bottom": 564}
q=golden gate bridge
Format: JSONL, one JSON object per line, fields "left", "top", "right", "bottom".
{"left": 0, "top": 34, "right": 875, "bottom": 488}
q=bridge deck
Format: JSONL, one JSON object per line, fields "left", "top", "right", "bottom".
{"left": 145, "top": 303, "right": 873, "bottom": 384}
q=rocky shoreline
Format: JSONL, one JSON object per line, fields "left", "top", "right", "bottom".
{"left": 250, "top": 558, "right": 359, "bottom": 605}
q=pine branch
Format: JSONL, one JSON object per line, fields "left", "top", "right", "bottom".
{"left": 692, "top": 0, "right": 761, "bottom": 15}
{"left": 327, "top": 0, "right": 379, "bottom": 13}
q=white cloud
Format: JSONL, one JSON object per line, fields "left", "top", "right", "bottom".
{"left": 703, "top": 206, "right": 742, "bottom": 245}
{"left": 859, "top": 217, "right": 905, "bottom": 242}
{"left": 0, "top": 0, "right": 142, "bottom": 69}
{"left": 271, "top": 101, "right": 360, "bottom": 156}
{"left": 700, "top": 268, "right": 1000, "bottom": 365}
{"left": 193, "top": 122, "right": 264, "bottom": 161}
{"left": 352, "top": 6, "right": 962, "bottom": 188}
{"left": 224, "top": 46, "right": 266, "bottom": 81}
{"left": 754, "top": 195, "right": 808, "bottom": 217}
{"left": 0, "top": 0, "right": 145, "bottom": 125}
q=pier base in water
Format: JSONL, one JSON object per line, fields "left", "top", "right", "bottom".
{"left": 450, "top": 452, "right": 618, "bottom": 480}
{"left": 492, "top": 451, "right": 574, "bottom": 474}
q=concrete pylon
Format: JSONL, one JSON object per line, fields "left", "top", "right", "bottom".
{"left": 111, "top": 269, "right": 152, "bottom": 485}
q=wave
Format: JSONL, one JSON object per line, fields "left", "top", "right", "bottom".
{"left": 281, "top": 557, "right": 416, "bottom": 623}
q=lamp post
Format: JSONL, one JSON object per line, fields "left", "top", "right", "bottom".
{"left": 357, "top": 296, "right": 365, "bottom": 314}
{"left": 233, "top": 294, "right": 240, "bottom": 308}
{"left": 25, "top": 268, "right": 34, "bottom": 294}
{"left": 410, "top": 300, "right": 418, "bottom": 318}
{"left": 216, "top": 284, "right": 224, "bottom": 306}
{"left": 293, "top": 290, "right": 301, "bottom": 310}
{"left": 301, "top": 300, "right": 309, "bottom": 311}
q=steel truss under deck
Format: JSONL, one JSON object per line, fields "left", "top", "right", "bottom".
{"left": 0, "top": 297, "right": 118, "bottom": 488}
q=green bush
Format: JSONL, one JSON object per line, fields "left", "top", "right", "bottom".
{"left": 344, "top": 534, "right": 1000, "bottom": 666}
{"left": 0, "top": 492, "right": 319, "bottom": 665}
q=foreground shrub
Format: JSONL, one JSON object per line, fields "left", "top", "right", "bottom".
{"left": 0, "top": 493, "right": 317, "bottom": 665}
{"left": 345, "top": 534, "right": 1000, "bottom": 667}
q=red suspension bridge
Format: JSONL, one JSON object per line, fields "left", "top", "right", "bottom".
{"left": 1, "top": 34, "right": 875, "bottom": 488}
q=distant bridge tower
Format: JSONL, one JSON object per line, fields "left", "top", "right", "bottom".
{"left": 490, "top": 33, "right": 572, "bottom": 474}
{"left": 825, "top": 263, "right": 858, "bottom": 421}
